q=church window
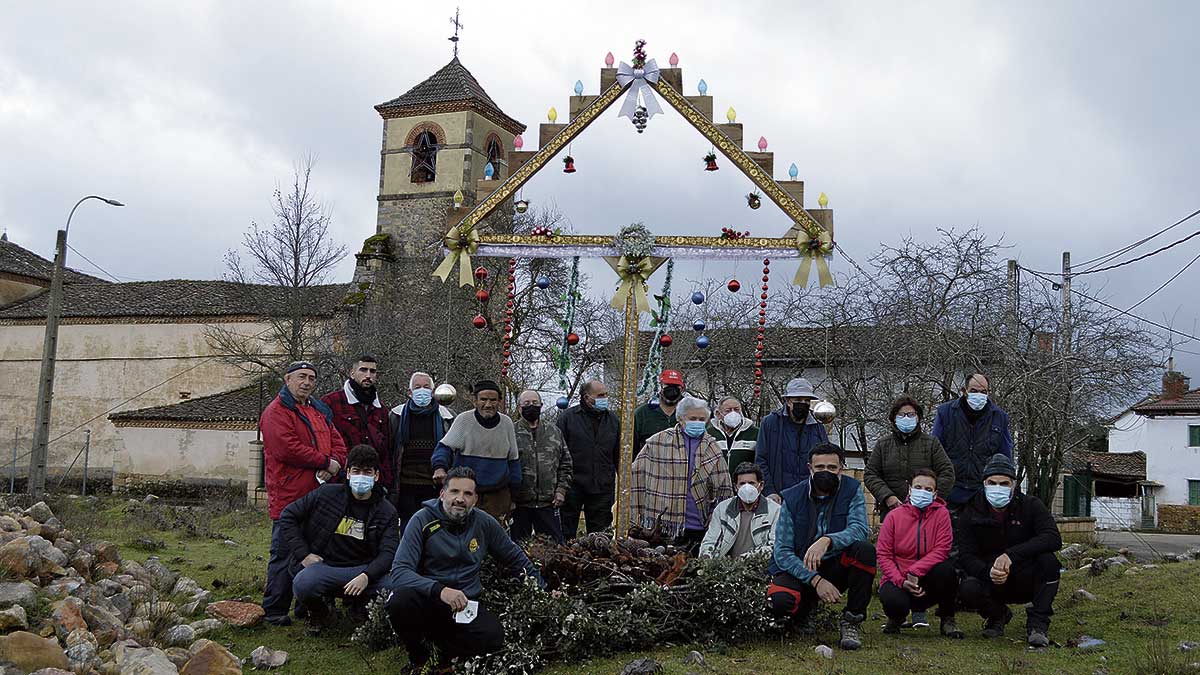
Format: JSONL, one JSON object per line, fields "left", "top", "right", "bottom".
{"left": 486, "top": 137, "right": 502, "bottom": 176}
{"left": 410, "top": 131, "right": 438, "bottom": 183}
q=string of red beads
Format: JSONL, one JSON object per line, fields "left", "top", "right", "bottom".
{"left": 754, "top": 258, "right": 769, "bottom": 402}
{"left": 501, "top": 258, "right": 516, "bottom": 378}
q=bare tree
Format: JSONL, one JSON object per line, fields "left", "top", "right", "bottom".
{"left": 205, "top": 157, "right": 348, "bottom": 379}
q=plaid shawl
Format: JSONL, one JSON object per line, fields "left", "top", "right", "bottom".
{"left": 630, "top": 426, "right": 733, "bottom": 537}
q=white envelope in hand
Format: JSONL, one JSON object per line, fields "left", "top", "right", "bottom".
{"left": 454, "top": 600, "right": 479, "bottom": 624}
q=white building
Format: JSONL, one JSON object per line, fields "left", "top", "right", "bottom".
{"left": 1107, "top": 363, "right": 1200, "bottom": 513}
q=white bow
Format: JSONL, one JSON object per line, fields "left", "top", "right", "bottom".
{"left": 615, "top": 58, "right": 663, "bottom": 120}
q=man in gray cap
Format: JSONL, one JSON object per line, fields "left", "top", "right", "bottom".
{"left": 754, "top": 377, "right": 829, "bottom": 501}
{"left": 956, "top": 453, "right": 1062, "bottom": 648}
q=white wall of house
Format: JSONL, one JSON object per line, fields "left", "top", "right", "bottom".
{"left": 112, "top": 425, "right": 258, "bottom": 485}
{"left": 1108, "top": 410, "right": 1200, "bottom": 506}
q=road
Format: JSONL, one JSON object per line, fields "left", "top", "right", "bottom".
{"left": 1094, "top": 531, "right": 1200, "bottom": 561}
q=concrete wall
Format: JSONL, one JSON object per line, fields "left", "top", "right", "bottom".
{"left": 1109, "top": 410, "right": 1200, "bottom": 506}
{"left": 0, "top": 320, "right": 265, "bottom": 479}
{"left": 114, "top": 426, "right": 257, "bottom": 484}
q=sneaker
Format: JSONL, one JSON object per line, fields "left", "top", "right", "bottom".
{"left": 1027, "top": 629, "right": 1049, "bottom": 648}
{"left": 940, "top": 617, "right": 965, "bottom": 639}
{"left": 911, "top": 610, "right": 930, "bottom": 628}
{"left": 882, "top": 617, "right": 902, "bottom": 634}
{"left": 839, "top": 612, "right": 864, "bottom": 650}
{"left": 982, "top": 607, "right": 1013, "bottom": 638}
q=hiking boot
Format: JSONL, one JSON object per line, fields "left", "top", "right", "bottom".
{"left": 263, "top": 615, "right": 292, "bottom": 627}
{"left": 838, "top": 612, "right": 864, "bottom": 650}
{"left": 882, "top": 617, "right": 902, "bottom": 634}
{"left": 982, "top": 607, "right": 1013, "bottom": 638}
{"left": 1027, "top": 629, "right": 1050, "bottom": 648}
{"left": 940, "top": 617, "right": 965, "bottom": 639}
{"left": 791, "top": 611, "right": 817, "bottom": 636}
{"left": 910, "top": 610, "right": 930, "bottom": 628}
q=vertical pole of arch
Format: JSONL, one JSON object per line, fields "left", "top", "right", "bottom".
{"left": 614, "top": 283, "right": 639, "bottom": 537}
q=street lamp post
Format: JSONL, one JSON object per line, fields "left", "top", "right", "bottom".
{"left": 28, "top": 195, "right": 123, "bottom": 499}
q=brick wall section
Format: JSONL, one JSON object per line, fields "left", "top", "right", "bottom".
{"left": 1158, "top": 504, "right": 1200, "bottom": 533}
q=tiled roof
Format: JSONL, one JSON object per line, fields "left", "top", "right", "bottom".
{"left": 0, "top": 280, "right": 349, "bottom": 320}
{"left": 375, "top": 57, "right": 524, "bottom": 134}
{"left": 110, "top": 385, "right": 264, "bottom": 424}
{"left": 0, "top": 237, "right": 106, "bottom": 284}
{"left": 1064, "top": 450, "right": 1147, "bottom": 480}
{"left": 1132, "top": 388, "right": 1200, "bottom": 415}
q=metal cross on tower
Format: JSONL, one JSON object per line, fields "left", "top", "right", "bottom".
{"left": 448, "top": 8, "right": 463, "bottom": 57}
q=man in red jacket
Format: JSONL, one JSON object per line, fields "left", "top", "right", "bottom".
{"left": 321, "top": 355, "right": 392, "bottom": 490}
{"left": 260, "top": 360, "right": 348, "bottom": 626}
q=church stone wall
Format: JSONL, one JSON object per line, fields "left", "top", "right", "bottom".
{"left": 0, "top": 320, "right": 263, "bottom": 483}
{"left": 381, "top": 112, "right": 470, "bottom": 197}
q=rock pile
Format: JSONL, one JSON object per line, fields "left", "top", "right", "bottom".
{"left": 0, "top": 500, "right": 263, "bottom": 675}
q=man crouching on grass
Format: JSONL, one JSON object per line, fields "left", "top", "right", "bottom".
{"left": 278, "top": 444, "right": 399, "bottom": 635}
{"left": 386, "top": 466, "right": 546, "bottom": 674}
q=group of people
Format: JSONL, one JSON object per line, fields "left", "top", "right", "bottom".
{"left": 258, "top": 356, "right": 1063, "bottom": 673}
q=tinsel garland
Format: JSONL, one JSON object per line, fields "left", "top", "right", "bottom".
{"left": 555, "top": 256, "right": 582, "bottom": 393}
{"left": 636, "top": 258, "right": 674, "bottom": 399}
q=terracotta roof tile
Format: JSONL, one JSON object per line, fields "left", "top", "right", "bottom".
{"left": 1131, "top": 388, "right": 1200, "bottom": 415}
{"left": 0, "top": 237, "right": 106, "bottom": 285}
{"left": 375, "top": 57, "right": 524, "bottom": 134}
{"left": 110, "top": 385, "right": 264, "bottom": 423}
{"left": 1064, "top": 450, "right": 1146, "bottom": 480}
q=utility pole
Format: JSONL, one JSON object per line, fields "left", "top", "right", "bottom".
{"left": 1007, "top": 259, "right": 1020, "bottom": 353}
{"left": 28, "top": 229, "right": 68, "bottom": 499}
{"left": 1061, "top": 252, "right": 1072, "bottom": 356}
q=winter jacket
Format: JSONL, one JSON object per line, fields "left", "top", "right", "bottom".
{"left": 278, "top": 482, "right": 399, "bottom": 583}
{"left": 863, "top": 430, "right": 955, "bottom": 509}
{"left": 956, "top": 489, "right": 1062, "bottom": 581}
{"left": 431, "top": 411, "right": 521, "bottom": 493}
{"left": 322, "top": 381, "right": 392, "bottom": 488}
{"left": 388, "top": 401, "right": 454, "bottom": 491}
{"left": 754, "top": 407, "right": 829, "bottom": 497}
{"left": 875, "top": 497, "right": 953, "bottom": 587}
{"left": 699, "top": 495, "right": 781, "bottom": 558}
{"left": 770, "top": 473, "right": 869, "bottom": 583}
{"left": 388, "top": 498, "right": 544, "bottom": 599}
{"left": 260, "top": 386, "right": 348, "bottom": 520}
{"left": 931, "top": 398, "right": 1013, "bottom": 504}
{"left": 556, "top": 404, "right": 621, "bottom": 495}
{"left": 514, "top": 418, "right": 573, "bottom": 508}
{"left": 633, "top": 403, "right": 676, "bottom": 457}
{"left": 706, "top": 418, "right": 760, "bottom": 481}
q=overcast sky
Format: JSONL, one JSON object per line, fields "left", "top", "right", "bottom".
{"left": 2, "top": 1, "right": 1198, "bottom": 376}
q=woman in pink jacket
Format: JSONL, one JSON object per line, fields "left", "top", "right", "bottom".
{"left": 875, "top": 469, "right": 964, "bottom": 638}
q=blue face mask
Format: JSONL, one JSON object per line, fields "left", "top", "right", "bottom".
{"left": 895, "top": 415, "right": 918, "bottom": 434}
{"left": 348, "top": 474, "right": 375, "bottom": 496}
{"left": 966, "top": 392, "right": 988, "bottom": 411}
{"left": 411, "top": 388, "right": 433, "bottom": 407}
{"left": 909, "top": 488, "right": 934, "bottom": 509}
{"left": 592, "top": 397, "right": 610, "bottom": 411}
{"left": 683, "top": 420, "right": 707, "bottom": 438}
{"left": 985, "top": 484, "right": 1012, "bottom": 509}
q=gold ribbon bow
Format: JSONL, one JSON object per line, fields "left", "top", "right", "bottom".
{"left": 604, "top": 255, "right": 664, "bottom": 314}
{"left": 432, "top": 225, "right": 481, "bottom": 287}
{"left": 794, "top": 227, "right": 834, "bottom": 287}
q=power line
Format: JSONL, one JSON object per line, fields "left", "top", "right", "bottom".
{"left": 1125, "top": 250, "right": 1200, "bottom": 312}
{"left": 1076, "top": 207, "right": 1200, "bottom": 269}
{"left": 1024, "top": 225, "right": 1200, "bottom": 278}
{"left": 65, "top": 244, "right": 123, "bottom": 283}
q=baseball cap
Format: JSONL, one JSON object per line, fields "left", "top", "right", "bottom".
{"left": 659, "top": 370, "right": 685, "bottom": 386}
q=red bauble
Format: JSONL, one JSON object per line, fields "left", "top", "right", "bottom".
{"left": 755, "top": 360, "right": 762, "bottom": 367}
{"left": 763, "top": 258, "right": 771, "bottom": 266}
{"left": 566, "top": 332, "right": 580, "bottom": 346}
{"left": 503, "top": 350, "right": 511, "bottom": 357}
{"left": 761, "top": 301, "right": 768, "bottom": 308}
{"left": 727, "top": 279, "right": 741, "bottom": 292}
{"left": 471, "top": 314, "right": 487, "bottom": 329}
{"left": 506, "top": 300, "right": 514, "bottom": 309}
{"left": 508, "top": 274, "right": 516, "bottom": 283}
{"left": 758, "top": 318, "right": 766, "bottom": 325}
{"left": 761, "top": 284, "right": 769, "bottom": 291}
{"left": 754, "top": 368, "right": 762, "bottom": 377}
{"left": 474, "top": 266, "right": 488, "bottom": 280}
{"left": 475, "top": 289, "right": 490, "bottom": 303}
{"left": 659, "top": 334, "right": 673, "bottom": 347}
{"left": 762, "top": 275, "right": 770, "bottom": 282}
{"left": 761, "top": 292, "right": 768, "bottom": 300}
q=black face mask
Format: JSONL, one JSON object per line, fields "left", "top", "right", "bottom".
{"left": 661, "top": 385, "right": 683, "bottom": 404}
{"left": 520, "top": 405, "right": 542, "bottom": 422}
{"left": 811, "top": 470, "right": 839, "bottom": 495}
{"left": 789, "top": 402, "right": 810, "bottom": 422}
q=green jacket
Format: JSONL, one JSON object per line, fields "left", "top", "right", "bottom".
{"left": 514, "top": 417, "right": 573, "bottom": 508}
{"left": 863, "top": 430, "right": 955, "bottom": 509}
{"left": 633, "top": 403, "right": 676, "bottom": 457}
{"left": 705, "top": 419, "right": 760, "bottom": 481}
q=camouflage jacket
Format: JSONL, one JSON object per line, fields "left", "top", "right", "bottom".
{"left": 514, "top": 417, "right": 573, "bottom": 508}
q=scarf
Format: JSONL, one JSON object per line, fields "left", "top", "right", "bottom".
{"left": 630, "top": 427, "right": 729, "bottom": 537}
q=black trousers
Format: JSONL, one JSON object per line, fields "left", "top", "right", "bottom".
{"left": 559, "top": 488, "right": 613, "bottom": 538}
{"left": 394, "top": 483, "right": 440, "bottom": 530}
{"left": 959, "top": 551, "right": 1060, "bottom": 631}
{"left": 511, "top": 505, "right": 564, "bottom": 544}
{"left": 768, "top": 540, "right": 877, "bottom": 620}
{"left": 877, "top": 560, "right": 958, "bottom": 620}
{"left": 386, "top": 586, "right": 504, "bottom": 664}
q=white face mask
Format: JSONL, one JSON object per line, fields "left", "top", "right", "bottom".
{"left": 722, "top": 411, "right": 744, "bottom": 428}
{"left": 737, "top": 483, "right": 760, "bottom": 504}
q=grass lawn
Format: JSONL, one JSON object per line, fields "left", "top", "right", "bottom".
{"left": 51, "top": 496, "right": 1200, "bottom": 675}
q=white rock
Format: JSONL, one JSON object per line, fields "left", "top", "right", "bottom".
{"left": 814, "top": 645, "right": 834, "bottom": 659}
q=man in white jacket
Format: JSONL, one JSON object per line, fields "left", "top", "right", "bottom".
{"left": 700, "top": 462, "right": 781, "bottom": 558}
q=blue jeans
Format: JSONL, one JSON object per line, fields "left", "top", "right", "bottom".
{"left": 292, "top": 562, "right": 380, "bottom": 604}
{"left": 262, "top": 521, "right": 294, "bottom": 619}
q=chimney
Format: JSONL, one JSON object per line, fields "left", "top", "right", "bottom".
{"left": 1163, "top": 357, "right": 1189, "bottom": 400}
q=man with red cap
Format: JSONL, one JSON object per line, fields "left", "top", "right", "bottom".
{"left": 633, "top": 369, "right": 686, "bottom": 457}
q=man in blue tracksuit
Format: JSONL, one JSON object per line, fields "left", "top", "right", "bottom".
{"left": 386, "top": 466, "right": 544, "bottom": 672}
{"left": 931, "top": 373, "right": 1013, "bottom": 510}
{"left": 755, "top": 377, "right": 829, "bottom": 501}
{"left": 768, "top": 443, "right": 875, "bottom": 650}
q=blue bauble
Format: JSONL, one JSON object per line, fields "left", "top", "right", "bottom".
{"left": 536, "top": 275, "right": 551, "bottom": 290}
{"left": 691, "top": 291, "right": 705, "bottom": 305}
{"left": 693, "top": 319, "right": 706, "bottom": 332}
{"left": 556, "top": 396, "right": 569, "bottom": 409}
{"left": 696, "top": 335, "right": 710, "bottom": 349}
{"left": 648, "top": 397, "right": 660, "bottom": 410}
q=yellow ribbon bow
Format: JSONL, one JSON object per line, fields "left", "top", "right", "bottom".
{"left": 794, "top": 227, "right": 834, "bottom": 287}
{"left": 432, "top": 225, "right": 481, "bottom": 287}
{"left": 604, "top": 255, "right": 663, "bottom": 314}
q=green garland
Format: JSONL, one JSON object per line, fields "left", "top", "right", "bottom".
{"left": 637, "top": 258, "right": 674, "bottom": 400}
{"left": 553, "top": 257, "right": 582, "bottom": 393}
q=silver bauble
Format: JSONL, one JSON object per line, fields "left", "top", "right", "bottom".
{"left": 433, "top": 383, "right": 457, "bottom": 405}
{"left": 812, "top": 400, "right": 837, "bottom": 424}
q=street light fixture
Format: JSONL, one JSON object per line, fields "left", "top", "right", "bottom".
{"left": 29, "top": 195, "right": 124, "bottom": 498}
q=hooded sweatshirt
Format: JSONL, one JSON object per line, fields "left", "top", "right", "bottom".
{"left": 875, "top": 496, "right": 953, "bottom": 588}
